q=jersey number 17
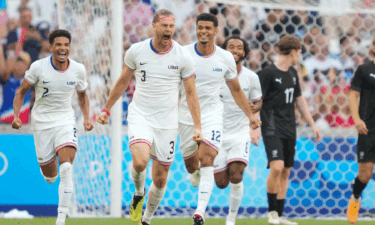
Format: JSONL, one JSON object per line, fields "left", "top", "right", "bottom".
{"left": 284, "top": 88, "right": 294, "bottom": 104}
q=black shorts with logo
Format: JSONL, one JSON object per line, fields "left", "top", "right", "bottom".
{"left": 263, "top": 136, "right": 296, "bottom": 168}
{"left": 357, "top": 133, "right": 375, "bottom": 162}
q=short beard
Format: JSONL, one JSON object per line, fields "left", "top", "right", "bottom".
{"left": 199, "top": 41, "right": 208, "bottom": 45}
{"left": 236, "top": 56, "right": 245, "bottom": 64}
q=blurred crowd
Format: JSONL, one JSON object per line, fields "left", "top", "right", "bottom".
{"left": 1, "top": 0, "right": 375, "bottom": 130}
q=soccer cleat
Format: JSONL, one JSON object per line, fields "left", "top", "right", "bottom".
{"left": 278, "top": 217, "right": 298, "bottom": 225}
{"left": 130, "top": 189, "right": 146, "bottom": 221}
{"left": 267, "top": 211, "right": 280, "bottom": 224}
{"left": 225, "top": 218, "right": 235, "bottom": 225}
{"left": 347, "top": 195, "right": 361, "bottom": 224}
{"left": 55, "top": 221, "right": 65, "bottom": 225}
{"left": 193, "top": 213, "right": 205, "bottom": 225}
{"left": 138, "top": 217, "right": 150, "bottom": 225}
{"left": 191, "top": 168, "right": 201, "bottom": 187}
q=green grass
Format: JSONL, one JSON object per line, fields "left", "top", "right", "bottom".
{"left": 0, "top": 218, "right": 372, "bottom": 225}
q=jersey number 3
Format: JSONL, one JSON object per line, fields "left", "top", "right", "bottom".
{"left": 141, "top": 70, "right": 146, "bottom": 82}
{"left": 284, "top": 88, "right": 294, "bottom": 103}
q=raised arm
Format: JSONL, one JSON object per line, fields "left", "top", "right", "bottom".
{"left": 183, "top": 75, "right": 202, "bottom": 142}
{"left": 12, "top": 79, "right": 33, "bottom": 129}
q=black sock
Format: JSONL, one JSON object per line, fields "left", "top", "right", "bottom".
{"left": 267, "top": 193, "right": 277, "bottom": 212}
{"left": 353, "top": 177, "right": 368, "bottom": 199}
{"left": 277, "top": 199, "right": 285, "bottom": 217}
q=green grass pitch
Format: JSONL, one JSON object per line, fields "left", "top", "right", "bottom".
{"left": 0, "top": 218, "right": 373, "bottom": 225}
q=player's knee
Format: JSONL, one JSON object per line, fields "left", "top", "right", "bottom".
{"left": 153, "top": 178, "right": 167, "bottom": 189}
{"left": 59, "top": 162, "right": 72, "bottom": 178}
{"left": 229, "top": 171, "right": 243, "bottom": 184}
{"left": 133, "top": 159, "right": 148, "bottom": 173}
{"left": 358, "top": 172, "right": 372, "bottom": 183}
{"left": 270, "top": 161, "right": 284, "bottom": 175}
{"left": 215, "top": 177, "right": 229, "bottom": 189}
{"left": 40, "top": 168, "right": 58, "bottom": 184}
{"left": 200, "top": 153, "right": 216, "bottom": 167}
{"left": 186, "top": 165, "right": 196, "bottom": 174}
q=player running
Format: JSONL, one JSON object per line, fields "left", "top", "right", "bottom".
{"left": 346, "top": 38, "right": 375, "bottom": 224}
{"left": 213, "top": 36, "right": 262, "bottom": 225}
{"left": 12, "top": 29, "right": 94, "bottom": 225}
{"left": 96, "top": 9, "right": 202, "bottom": 225}
{"left": 178, "top": 14, "right": 261, "bottom": 225}
{"left": 258, "top": 35, "right": 321, "bottom": 225}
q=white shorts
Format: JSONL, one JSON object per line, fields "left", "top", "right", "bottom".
{"left": 178, "top": 123, "right": 222, "bottom": 159}
{"left": 33, "top": 124, "right": 78, "bottom": 165}
{"left": 213, "top": 135, "right": 250, "bottom": 174}
{"left": 128, "top": 122, "right": 178, "bottom": 166}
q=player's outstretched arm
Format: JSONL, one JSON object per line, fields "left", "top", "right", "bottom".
{"left": 349, "top": 90, "right": 368, "bottom": 135}
{"left": 227, "top": 78, "right": 261, "bottom": 130}
{"left": 97, "top": 64, "right": 134, "bottom": 125}
{"left": 77, "top": 90, "right": 93, "bottom": 131}
{"left": 295, "top": 96, "right": 321, "bottom": 141}
{"left": 183, "top": 75, "right": 202, "bottom": 142}
{"left": 12, "top": 79, "right": 33, "bottom": 129}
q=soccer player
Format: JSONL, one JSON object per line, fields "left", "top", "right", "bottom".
{"left": 12, "top": 29, "right": 94, "bottom": 225}
{"left": 178, "top": 14, "right": 261, "bottom": 225}
{"left": 96, "top": 9, "right": 202, "bottom": 225}
{"left": 346, "top": 38, "right": 375, "bottom": 224}
{"left": 213, "top": 36, "right": 262, "bottom": 225}
{"left": 258, "top": 35, "right": 321, "bottom": 225}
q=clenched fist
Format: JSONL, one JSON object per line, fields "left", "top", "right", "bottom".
{"left": 97, "top": 111, "right": 110, "bottom": 125}
{"left": 84, "top": 119, "right": 94, "bottom": 131}
{"left": 192, "top": 128, "right": 203, "bottom": 143}
{"left": 12, "top": 117, "right": 22, "bottom": 130}
{"left": 250, "top": 117, "right": 262, "bottom": 130}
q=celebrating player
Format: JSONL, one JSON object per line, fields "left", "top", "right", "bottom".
{"left": 96, "top": 9, "right": 202, "bottom": 225}
{"left": 213, "top": 36, "right": 262, "bottom": 225}
{"left": 178, "top": 14, "right": 261, "bottom": 225}
{"left": 258, "top": 35, "right": 321, "bottom": 225}
{"left": 12, "top": 29, "right": 94, "bottom": 225}
{"left": 346, "top": 38, "right": 375, "bottom": 224}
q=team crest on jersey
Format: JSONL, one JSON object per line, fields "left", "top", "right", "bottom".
{"left": 67, "top": 81, "right": 76, "bottom": 85}
{"left": 272, "top": 150, "right": 278, "bottom": 158}
{"left": 243, "top": 88, "right": 249, "bottom": 91}
{"left": 168, "top": 65, "right": 178, "bottom": 70}
{"left": 213, "top": 68, "right": 223, "bottom": 72}
{"left": 293, "top": 77, "right": 296, "bottom": 85}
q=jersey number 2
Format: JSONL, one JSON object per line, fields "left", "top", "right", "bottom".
{"left": 141, "top": 70, "right": 146, "bottom": 82}
{"left": 42, "top": 87, "right": 49, "bottom": 97}
{"left": 284, "top": 88, "right": 294, "bottom": 103}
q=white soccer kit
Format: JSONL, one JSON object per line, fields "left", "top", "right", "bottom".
{"left": 25, "top": 56, "right": 88, "bottom": 165}
{"left": 214, "top": 66, "right": 262, "bottom": 173}
{"left": 179, "top": 43, "right": 237, "bottom": 158}
{"left": 125, "top": 38, "right": 195, "bottom": 166}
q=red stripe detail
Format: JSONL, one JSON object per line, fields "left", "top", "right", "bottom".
{"left": 251, "top": 97, "right": 262, "bottom": 102}
{"left": 155, "top": 42, "right": 173, "bottom": 55}
{"left": 129, "top": 139, "right": 151, "bottom": 147}
{"left": 226, "top": 75, "right": 238, "bottom": 82}
{"left": 183, "top": 148, "right": 198, "bottom": 160}
{"left": 201, "top": 46, "right": 216, "bottom": 58}
{"left": 59, "top": 59, "right": 70, "bottom": 72}
{"left": 227, "top": 158, "right": 248, "bottom": 165}
{"left": 214, "top": 167, "right": 228, "bottom": 174}
{"left": 183, "top": 73, "right": 195, "bottom": 81}
{"left": 238, "top": 66, "right": 243, "bottom": 76}
{"left": 39, "top": 156, "right": 56, "bottom": 166}
{"left": 55, "top": 142, "right": 77, "bottom": 152}
{"left": 150, "top": 153, "right": 172, "bottom": 166}
{"left": 17, "top": 28, "right": 26, "bottom": 55}
{"left": 24, "top": 77, "right": 34, "bottom": 85}
{"left": 203, "top": 139, "right": 219, "bottom": 152}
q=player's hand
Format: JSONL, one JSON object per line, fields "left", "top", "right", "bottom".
{"left": 354, "top": 118, "right": 368, "bottom": 135}
{"left": 11, "top": 117, "right": 22, "bottom": 130}
{"left": 97, "top": 111, "right": 110, "bottom": 125}
{"left": 250, "top": 117, "right": 262, "bottom": 130}
{"left": 192, "top": 128, "right": 203, "bottom": 143}
{"left": 250, "top": 129, "right": 261, "bottom": 146}
{"left": 84, "top": 119, "right": 94, "bottom": 131}
{"left": 248, "top": 101, "right": 256, "bottom": 114}
{"left": 311, "top": 126, "right": 321, "bottom": 142}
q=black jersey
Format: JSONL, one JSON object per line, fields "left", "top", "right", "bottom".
{"left": 350, "top": 61, "right": 375, "bottom": 133}
{"left": 258, "top": 64, "right": 302, "bottom": 139}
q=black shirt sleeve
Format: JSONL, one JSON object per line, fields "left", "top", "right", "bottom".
{"left": 7, "top": 30, "right": 18, "bottom": 45}
{"left": 258, "top": 69, "right": 272, "bottom": 99}
{"left": 351, "top": 66, "right": 363, "bottom": 92}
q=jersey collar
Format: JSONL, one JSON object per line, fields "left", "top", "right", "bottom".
{"left": 194, "top": 43, "right": 216, "bottom": 58}
{"left": 50, "top": 56, "right": 70, "bottom": 72}
{"left": 150, "top": 39, "right": 173, "bottom": 55}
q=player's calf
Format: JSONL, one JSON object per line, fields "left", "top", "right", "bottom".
{"left": 40, "top": 157, "right": 58, "bottom": 184}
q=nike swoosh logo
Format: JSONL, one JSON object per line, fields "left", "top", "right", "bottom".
{"left": 167, "top": 157, "right": 172, "bottom": 160}
{"left": 201, "top": 192, "right": 208, "bottom": 194}
{"left": 140, "top": 62, "right": 147, "bottom": 65}
{"left": 64, "top": 191, "right": 72, "bottom": 193}
{"left": 43, "top": 81, "right": 50, "bottom": 84}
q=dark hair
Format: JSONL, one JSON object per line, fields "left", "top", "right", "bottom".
{"left": 222, "top": 36, "right": 250, "bottom": 60}
{"left": 48, "top": 29, "right": 71, "bottom": 45}
{"left": 196, "top": 13, "right": 218, "bottom": 27}
{"left": 152, "top": 9, "right": 174, "bottom": 23}
{"left": 278, "top": 35, "right": 301, "bottom": 55}
{"left": 18, "top": 6, "right": 31, "bottom": 13}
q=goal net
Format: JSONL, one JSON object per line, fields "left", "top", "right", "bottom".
{"left": 60, "top": 0, "right": 375, "bottom": 220}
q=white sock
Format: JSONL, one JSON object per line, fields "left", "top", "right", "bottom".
{"left": 195, "top": 166, "right": 214, "bottom": 216}
{"left": 132, "top": 167, "right": 146, "bottom": 196}
{"left": 57, "top": 162, "right": 73, "bottom": 222}
{"left": 227, "top": 182, "right": 244, "bottom": 222}
{"left": 142, "top": 183, "right": 166, "bottom": 224}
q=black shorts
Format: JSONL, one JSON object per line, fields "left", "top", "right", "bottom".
{"left": 263, "top": 136, "right": 296, "bottom": 168}
{"left": 357, "top": 133, "right": 375, "bottom": 162}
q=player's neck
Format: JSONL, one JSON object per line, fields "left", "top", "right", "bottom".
{"left": 275, "top": 56, "right": 292, "bottom": 72}
{"left": 236, "top": 62, "right": 242, "bottom": 75}
{"left": 152, "top": 38, "right": 172, "bottom": 53}
{"left": 196, "top": 42, "right": 215, "bottom": 56}
{"left": 52, "top": 57, "right": 69, "bottom": 71}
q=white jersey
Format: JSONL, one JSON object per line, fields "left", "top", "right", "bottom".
{"left": 179, "top": 43, "right": 237, "bottom": 126}
{"left": 221, "top": 66, "right": 262, "bottom": 139}
{"left": 25, "top": 56, "right": 87, "bottom": 130}
{"left": 125, "top": 38, "right": 195, "bottom": 129}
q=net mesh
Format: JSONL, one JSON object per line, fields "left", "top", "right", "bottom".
{"left": 62, "top": 0, "right": 375, "bottom": 219}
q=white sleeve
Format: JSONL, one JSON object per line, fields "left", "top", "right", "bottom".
{"left": 180, "top": 49, "right": 195, "bottom": 80}
{"left": 250, "top": 74, "right": 262, "bottom": 101}
{"left": 124, "top": 45, "right": 137, "bottom": 70}
{"left": 225, "top": 52, "right": 237, "bottom": 81}
{"left": 76, "top": 65, "right": 88, "bottom": 92}
{"left": 24, "top": 61, "right": 38, "bottom": 84}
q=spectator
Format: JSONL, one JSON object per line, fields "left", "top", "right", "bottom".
{"left": 36, "top": 21, "right": 51, "bottom": 59}
{"left": 0, "top": 0, "right": 7, "bottom": 39}
{"left": 339, "top": 36, "right": 356, "bottom": 85}
{"left": 0, "top": 51, "right": 31, "bottom": 123}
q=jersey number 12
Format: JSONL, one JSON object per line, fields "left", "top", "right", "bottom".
{"left": 284, "top": 88, "right": 294, "bottom": 103}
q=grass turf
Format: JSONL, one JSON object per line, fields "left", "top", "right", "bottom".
{"left": 0, "top": 218, "right": 371, "bottom": 225}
